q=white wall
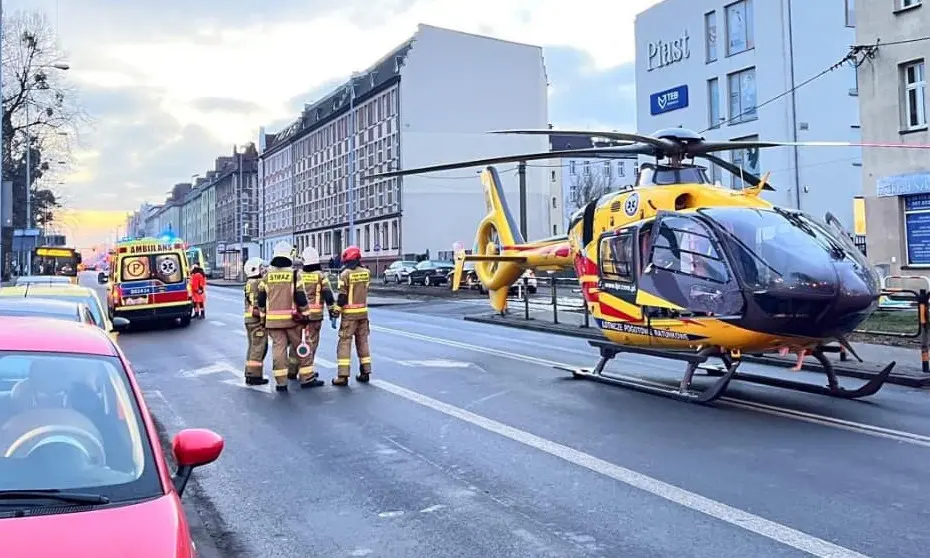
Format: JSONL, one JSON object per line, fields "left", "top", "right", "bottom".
{"left": 634, "top": 0, "right": 861, "bottom": 227}
{"left": 398, "top": 25, "right": 550, "bottom": 256}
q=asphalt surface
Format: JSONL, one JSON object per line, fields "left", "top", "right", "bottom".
{"left": 93, "top": 274, "right": 930, "bottom": 558}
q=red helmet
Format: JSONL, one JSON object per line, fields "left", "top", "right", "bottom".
{"left": 341, "top": 245, "right": 361, "bottom": 262}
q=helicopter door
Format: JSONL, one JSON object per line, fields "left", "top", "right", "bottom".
{"left": 597, "top": 230, "right": 639, "bottom": 306}
{"left": 636, "top": 212, "right": 742, "bottom": 316}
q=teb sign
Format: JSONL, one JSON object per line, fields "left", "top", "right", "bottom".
{"left": 647, "top": 30, "right": 690, "bottom": 71}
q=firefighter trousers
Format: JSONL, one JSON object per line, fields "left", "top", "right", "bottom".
{"left": 268, "top": 327, "right": 317, "bottom": 386}
{"left": 336, "top": 316, "right": 371, "bottom": 379}
{"left": 244, "top": 322, "right": 268, "bottom": 377}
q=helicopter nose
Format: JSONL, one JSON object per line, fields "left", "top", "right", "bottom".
{"left": 816, "top": 263, "right": 880, "bottom": 337}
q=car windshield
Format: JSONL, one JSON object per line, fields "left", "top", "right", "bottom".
{"left": 28, "top": 294, "right": 106, "bottom": 329}
{"left": 0, "top": 304, "right": 80, "bottom": 321}
{"left": 0, "top": 351, "right": 161, "bottom": 502}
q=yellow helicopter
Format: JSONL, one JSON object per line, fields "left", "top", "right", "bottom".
{"left": 365, "top": 127, "right": 929, "bottom": 404}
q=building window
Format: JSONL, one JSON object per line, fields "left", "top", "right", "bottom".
{"left": 725, "top": 0, "right": 754, "bottom": 56}
{"left": 902, "top": 60, "right": 927, "bottom": 130}
{"left": 364, "top": 224, "right": 371, "bottom": 251}
{"left": 904, "top": 194, "right": 930, "bottom": 266}
{"left": 704, "top": 11, "right": 717, "bottom": 62}
{"left": 391, "top": 221, "right": 398, "bottom": 249}
{"left": 583, "top": 161, "right": 590, "bottom": 175}
{"left": 845, "top": 0, "right": 855, "bottom": 26}
{"left": 729, "top": 134, "right": 760, "bottom": 189}
{"left": 707, "top": 77, "right": 720, "bottom": 128}
{"left": 618, "top": 161, "right": 626, "bottom": 177}
{"left": 899, "top": 0, "right": 922, "bottom": 9}
{"left": 552, "top": 196, "right": 557, "bottom": 209}
{"left": 550, "top": 170, "right": 556, "bottom": 182}
{"left": 553, "top": 224, "right": 558, "bottom": 235}
{"left": 727, "top": 67, "right": 757, "bottom": 124}
{"left": 603, "top": 161, "right": 611, "bottom": 177}
{"left": 569, "top": 161, "right": 576, "bottom": 175}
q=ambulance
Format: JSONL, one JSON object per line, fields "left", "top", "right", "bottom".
{"left": 100, "top": 236, "right": 193, "bottom": 327}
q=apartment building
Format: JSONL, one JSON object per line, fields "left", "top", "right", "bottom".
{"left": 258, "top": 23, "right": 550, "bottom": 268}
{"left": 855, "top": 0, "right": 929, "bottom": 276}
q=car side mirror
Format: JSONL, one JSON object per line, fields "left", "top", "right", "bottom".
{"left": 97, "top": 272, "right": 108, "bottom": 284}
{"left": 112, "top": 316, "right": 130, "bottom": 328}
{"left": 171, "top": 428, "right": 224, "bottom": 497}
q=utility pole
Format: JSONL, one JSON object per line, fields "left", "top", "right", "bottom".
{"left": 346, "top": 84, "right": 356, "bottom": 248}
{"left": 0, "top": 0, "right": 5, "bottom": 280}
{"left": 237, "top": 148, "right": 244, "bottom": 281}
{"left": 518, "top": 161, "right": 527, "bottom": 240}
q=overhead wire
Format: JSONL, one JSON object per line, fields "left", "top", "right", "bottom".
{"left": 700, "top": 50, "right": 856, "bottom": 134}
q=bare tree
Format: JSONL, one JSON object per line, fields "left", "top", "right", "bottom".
{"left": 568, "top": 169, "right": 616, "bottom": 214}
{"left": 2, "top": 9, "right": 89, "bottom": 230}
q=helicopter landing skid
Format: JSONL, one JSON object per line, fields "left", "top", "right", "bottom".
{"left": 556, "top": 341, "right": 896, "bottom": 404}
{"left": 554, "top": 344, "right": 738, "bottom": 404}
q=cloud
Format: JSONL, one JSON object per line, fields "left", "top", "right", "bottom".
{"left": 9, "top": 0, "right": 663, "bottom": 247}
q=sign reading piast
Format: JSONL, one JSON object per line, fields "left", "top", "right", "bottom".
{"left": 647, "top": 30, "right": 690, "bottom": 71}
{"left": 649, "top": 85, "right": 689, "bottom": 115}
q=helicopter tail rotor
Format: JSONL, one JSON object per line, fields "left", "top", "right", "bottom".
{"left": 455, "top": 166, "right": 574, "bottom": 312}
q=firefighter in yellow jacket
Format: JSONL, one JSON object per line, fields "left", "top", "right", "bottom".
{"left": 296, "top": 246, "right": 336, "bottom": 378}
{"left": 256, "top": 241, "right": 325, "bottom": 391}
{"left": 331, "top": 245, "right": 371, "bottom": 385}
{"left": 242, "top": 257, "right": 269, "bottom": 386}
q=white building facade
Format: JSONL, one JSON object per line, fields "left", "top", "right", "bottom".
{"left": 549, "top": 134, "right": 639, "bottom": 232}
{"left": 258, "top": 126, "right": 295, "bottom": 259}
{"left": 856, "top": 0, "right": 930, "bottom": 276}
{"left": 634, "top": 0, "right": 862, "bottom": 227}
{"left": 258, "top": 24, "right": 549, "bottom": 270}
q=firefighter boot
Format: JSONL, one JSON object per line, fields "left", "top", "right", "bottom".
{"left": 246, "top": 376, "right": 269, "bottom": 386}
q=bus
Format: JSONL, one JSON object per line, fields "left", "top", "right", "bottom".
{"left": 31, "top": 246, "right": 82, "bottom": 284}
{"left": 185, "top": 246, "right": 211, "bottom": 276}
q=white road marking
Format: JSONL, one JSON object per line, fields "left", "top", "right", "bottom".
{"left": 370, "top": 378, "right": 869, "bottom": 558}
{"left": 178, "top": 363, "right": 239, "bottom": 378}
{"left": 145, "top": 389, "right": 188, "bottom": 430}
{"left": 221, "top": 377, "right": 272, "bottom": 393}
{"left": 372, "top": 326, "right": 930, "bottom": 448}
{"left": 209, "top": 320, "right": 226, "bottom": 327}
{"left": 392, "top": 359, "right": 472, "bottom": 368}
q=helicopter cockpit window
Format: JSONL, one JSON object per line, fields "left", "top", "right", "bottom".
{"left": 650, "top": 217, "right": 729, "bottom": 284}
{"left": 599, "top": 234, "right": 634, "bottom": 283}
{"left": 637, "top": 165, "right": 709, "bottom": 187}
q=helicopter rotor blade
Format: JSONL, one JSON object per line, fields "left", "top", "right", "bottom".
{"left": 487, "top": 129, "right": 674, "bottom": 151}
{"left": 361, "top": 144, "right": 652, "bottom": 180}
{"left": 697, "top": 153, "right": 775, "bottom": 191}
{"left": 692, "top": 139, "right": 930, "bottom": 155}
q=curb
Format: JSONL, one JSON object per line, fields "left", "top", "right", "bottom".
{"left": 150, "top": 416, "right": 223, "bottom": 558}
{"left": 462, "top": 315, "right": 930, "bottom": 388}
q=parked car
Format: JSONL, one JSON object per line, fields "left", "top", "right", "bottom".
{"left": 14, "top": 275, "right": 72, "bottom": 286}
{"left": 0, "top": 298, "right": 98, "bottom": 326}
{"left": 448, "top": 266, "right": 537, "bottom": 295}
{"left": 0, "top": 283, "right": 129, "bottom": 342}
{"left": 407, "top": 260, "right": 455, "bottom": 286}
{"left": 0, "top": 316, "right": 224, "bottom": 557}
{"left": 382, "top": 260, "right": 418, "bottom": 283}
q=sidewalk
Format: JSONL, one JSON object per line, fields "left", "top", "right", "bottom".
{"left": 463, "top": 308, "right": 930, "bottom": 388}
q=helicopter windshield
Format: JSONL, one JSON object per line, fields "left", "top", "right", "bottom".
{"left": 697, "top": 207, "right": 854, "bottom": 295}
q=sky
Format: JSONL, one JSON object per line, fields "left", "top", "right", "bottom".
{"left": 8, "top": 0, "right": 661, "bottom": 248}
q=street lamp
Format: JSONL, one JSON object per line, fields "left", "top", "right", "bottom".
{"left": 347, "top": 72, "right": 360, "bottom": 248}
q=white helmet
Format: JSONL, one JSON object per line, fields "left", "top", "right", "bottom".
{"left": 243, "top": 257, "right": 263, "bottom": 278}
{"left": 270, "top": 241, "right": 293, "bottom": 266}
{"left": 301, "top": 246, "right": 320, "bottom": 266}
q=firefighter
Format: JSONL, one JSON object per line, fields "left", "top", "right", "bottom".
{"left": 296, "top": 246, "right": 336, "bottom": 380}
{"left": 256, "top": 241, "right": 324, "bottom": 391}
{"left": 242, "top": 257, "right": 269, "bottom": 386}
{"left": 331, "top": 245, "right": 371, "bottom": 386}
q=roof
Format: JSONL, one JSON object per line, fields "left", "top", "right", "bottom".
{"left": 0, "top": 316, "right": 117, "bottom": 356}
{"left": 262, "top": 33, "right": 415, "bottom": 155}
{"left": 0, "top": 284, "right": 93, "bottom": 297}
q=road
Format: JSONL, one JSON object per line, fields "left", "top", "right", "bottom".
{"left": 97, "top": 274, "right": 930, "bottom": 557}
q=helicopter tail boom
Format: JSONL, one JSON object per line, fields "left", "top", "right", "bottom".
{"left": 460, "top": 167, "right": 574, "bottom": 311}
